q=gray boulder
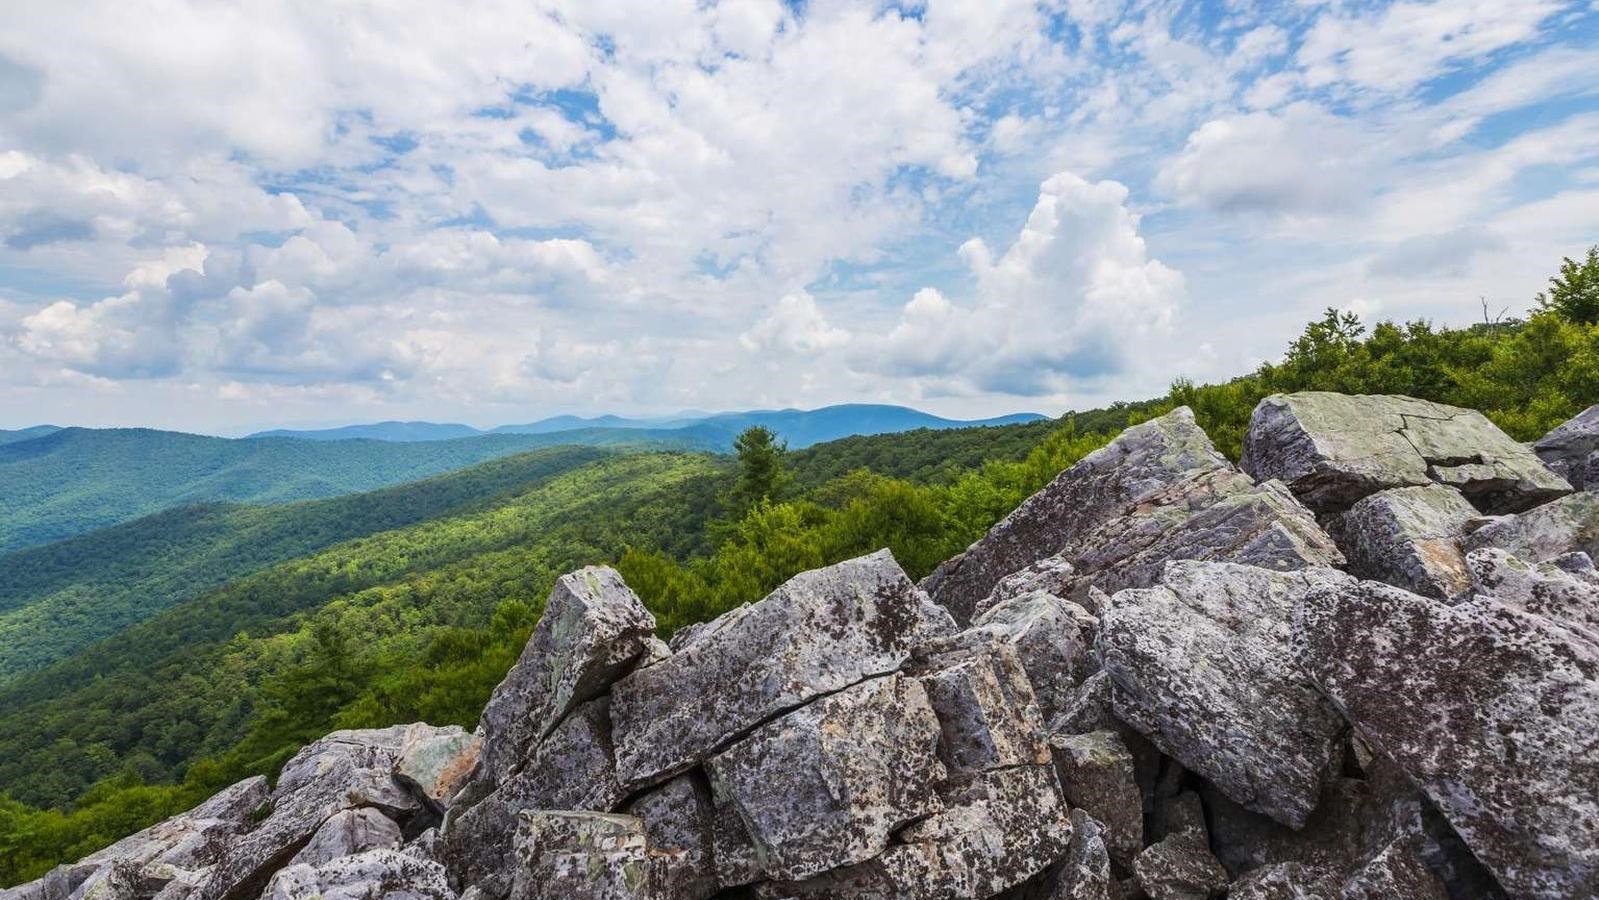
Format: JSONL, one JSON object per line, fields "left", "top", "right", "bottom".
{"left": 971, "top": 555, "right": 1079, "bottom": 621}
{"left": 1295, "top": 579, "right": 1599, "bottom": 899}
{"left": 704, "top": 673, "right": 945, "bottom": 882}
{"left": 261, "top": 850, "right": 452, "bottom": 900}
{"left": 288, "top": 809, "right": 403, "bottom": 867}
{"left": 968, "top": 591, "right": 1095, "bottom": 722}
{"left": 623, "top": 775, "right": 718, "bottom": 900}
{"left": 1534, "top": 404, "right": 1599, "bottom": 490}
{"left": 1049, "top": 671, "right": 1117, "bottom": 736}
{"left": 611, "top": 550, "right": 953, "bottom": 790}
{"left": 1132, "top": 831, "right": 1229, "bottom": 900}
{"left": 925, "top": 407, "right": 1232, "bottom": 623}
{"left": 1226, "top": 863, "right": 1337, "bottom": 900}
{"left": 1338, "top": 838, "right": 1447, "bottom": 900}
{"left": 1019, "top": 809, "right": 1117, "bottom": 900}
{"left": 1049, "top": 730, "right": 1142, "bottom": 867}
{"left": 1242, "top": 392, "right": 1570, "bottom": 514}
{"left": 1100, "top": 562, "right": 1355, "bottom": 827}
{"left": 1464, "top": 547, "right": 1599, "bottom": 640}
{"left": 1464, "top": 490, "right": 1598, "bottom": 563}
{"left": 508, "top": 812, "right": 667, "bottom": 900}
{"left": 906, "top": 636, "right": 1052, "bottom": 776}
{"left": 1337, "top": 485, "right": 1477, "bottom": 598}
{"left": 475, "top": 566, "right": 656, "bottom": 788}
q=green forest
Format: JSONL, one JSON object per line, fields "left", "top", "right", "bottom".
{"left": 1, "top": 248, "right": 1596, "bottom": 885}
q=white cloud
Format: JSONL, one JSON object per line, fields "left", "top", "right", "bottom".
{"left": 740, "top": 291, "right": 848, "bottom": 354}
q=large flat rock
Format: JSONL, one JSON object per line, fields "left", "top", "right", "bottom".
{"left": 261, "top": 849, "right": 453, "bottom": 900}
{"left": 1100, "top": 562, "right": 1355, "bottom": 828}
{"left": 1242, "top": 392, "right": 1570, "bottom": 514}
{"left": 611, "top": 550, "right": 953, "bottom": 790}
{"left": 1295, "top": 579, "right": 1599, "bottom": 899}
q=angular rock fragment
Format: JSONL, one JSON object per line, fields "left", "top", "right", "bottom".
{"left": 509, "top": 811, "right": 666, "bottom": 900}
{"left": 906, "top": 636, "right": 1051, "bottom": 776}
{"left": 1339, "top": 838, "right": 1447, "bottom": 900}
{"left": 612, "top": 550, "right": 953, "bottom": 789}
{"left": 624, "top": 774, "right": 718, "bottom": 900}
{"left": 1464, "top": 547, "right": 1599, "bottom": 639}
{"left": 476, "top": 566, "right": 656, "bottom": 788}
{"left": 925, "top": 407, "right": 1233, "bottom": 623}
{"left": 1534, "top": 403, "right": 1599, "bottom": 490}
{"left": 288, "top": 808, "right": 403, "bottom": 867}
{"left": 704, "top": 673, "right": 944, "bottom": 882}
{"left": 1049, "top": 730, "right": 1142, "bottom": 867}
{"left": 1100, "top": 562, "right": 1355, "bottom": 827}
{"left": 1132, "top": 831, "right": 1229, "bottom": 900}
{"left": 1337, "top": 484, "right": 1477, "bottom": 598}
{"left": 972, "top": 555, "right": 1079, "bottom": 621}
{"left": 1295, "top": 579, "right": 1599, "bottom": 899}
{"left": 395, "top": 726, "right": 481, "bottom": 811}
{"left": 1463, "top": 490, "right": 1599, "bottom": 563}
{"left": 1242, "top": 392, "right": 1570, "bottom": 514}
{"left": 1226, "top": 863, "right": 1337, "bottom": 900}
{"left": 1032, "top": 809, "right": 1117, "bottom": 900}
{"left": 261, "top": 849, "right": 454, "bottom": 900}
{"left": 968, "top": 590, "right": 1095, "bottom": 722}
{"left": 1049, "top": 671, "right": 1116, "bottom": 735}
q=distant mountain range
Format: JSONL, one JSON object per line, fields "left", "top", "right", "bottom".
{"left": 0, "top": 426, "right": 61, "bottom": 446}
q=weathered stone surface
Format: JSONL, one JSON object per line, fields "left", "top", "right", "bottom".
{"left": 1534, "top": 403, "right": 1599, "bottom": 490}
{"left": 395, "top": 726, "right": 481, "bottom": 811}
{"left": 907, "top": 636, "right": 1051, "bottom": 776}
{"left": 1464, "top": 490, "right": 1599, "bottom": 563}
{"left": 708, "top": 793, "right": 762, "bottom": 891}
{"left": 1202, "top": 778, "right": 1379, "bottom": 880}
{"left": 968, "top": 591, "right": 1095, "bottom": 722}
{"left": 972, "top": 555, "right": 1079, "bottom": 621}
{"left": 612, "top": 550, "right": 954, "bottom": 789}
{"left": 760, "top": 764, "right": 1071, "bottom": 900}
{"left": 704, "top": 673, "right": 945, "bottom": 882}
{"left": 444, "top": 698, "right": 623, "bottom": 895}
{"left": 1049, "top": 671, "right": 1116, "bottom": 735}
{"left": 1049, "top": 730, "right": 1142, "bottom": 867}
{"left": 1338, "top": 839, "right": 1446, "bottom": 900}
{"left": 262, "top": 850, "right": 453, "bottom": 900}
{"left": 624, "top": 774, "right": 718, "bottom": 900}
{"left": 1295, "top": 579, "right": 1599, "bottom": 899}
{"left": 475, "top": 566, "right": 655, "bottom": 788}
{"left": 1463, "top": 547, "right": 1599, "bottom": 640}
{"left": 288, "top": 809, "right": 403, "bottom": 867}
{"left": 1337, "top": 485, "right": 1476, "bottom": 598}
{"left": 1242, "top": 392, "right": 1571, "bottom": 514}
{"left": 508, "top": 812, "right": 666, "bottom": 900}
{"left": 63, "top": 776, "right": 269, "bottom": 890}
{"left": 1132, "top": 832, "right": 1229, "bottom": 900}
{"left": 1100, "top": 562, "right": 1355, "bottom": 827}
{"left": 1061, "top": 469, "right": 1344, "bottom": 595}
{"left": 1226, "top": 863, "right": 1337, "bottom": 900}
{"left": 67, "top": 862, "right": 140, "bottom": 900}
{"left": 1008, "top": 809, "right": 1116, "bottom": 900}
{"left": 926, "top": 407, "right": 1232, "bottom": 623}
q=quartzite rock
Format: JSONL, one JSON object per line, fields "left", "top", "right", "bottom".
{"left": 906, "top": 637, "right": 1051, "bottom": 776}
{"left": 1534, "top": 404, "right": 1599, "bottom": 490}
{"left": 475, "top": 566, "right": 656, "bottom": 788}
{"left": 261, "top": 850, "right": 453, "bottom": 900}
{"left": 288, "top": 809, "right": 403, "bottom": 867}
{"left": 968, "top": 591, "right": 1094, "bottom": 722}
{"left": 925, "top": 407, "right": 1232, "bottom": 623}
{"left": 1294, "top": 579, "right": 1599, "bottom": 899}
{"left": 1338, "top": 839, "right": 1447, "bottom": 900}
{"left": 1242, "top": 392, "right": 1570, "bottom": 515}
{"left": 971, "top": 555, "right": 1079, "bottom": 621}
{"left": 1225, "top": 863, "right": 1337, "bottom": 900}
{"left": 611, "top": 550, "right": 954, "bottom": 790}
{"left": 704, "top": 673, "right": 945, "bottom": 882}
{"left": 624, "top": 775, "right": 718, "bottom": 900}
{"left": 1463, "top": 490, "right": 1599, "bottom": 563}
{"left": 1100, "top": 562, "right": 1355, "bottom": 828}
{"left": 509, "top": 812, "right": 666, "bottom": 900}
{"left": 1464, "top": 547, "right": 1599, "bottom": 640}
{"left": 1049, "top": 730, "right": 1142, "bottom": 867}
{"left": 1023, "top": 809, "right": 1117, "bottom": 900}
{"left": 1337, "top": 484, "right": 1477, "bottom": 598}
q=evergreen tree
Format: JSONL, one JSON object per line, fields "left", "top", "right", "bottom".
{"left": 727, "top": 426, "right": 792, "bottom": 513}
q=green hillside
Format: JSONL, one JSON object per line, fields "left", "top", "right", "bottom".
{"left": 0, "top": 446, "right": 610, "bottom": 682}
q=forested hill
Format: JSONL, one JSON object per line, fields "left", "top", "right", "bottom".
{"left": 0, "top": 446, "right": 611, "bottom": 683}
{"left": 0, "top": 426, "right": 60, "bottom": 446}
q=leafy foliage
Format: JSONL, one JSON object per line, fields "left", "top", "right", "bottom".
{"left": 1536, "top": 245, "right": 1599, "bottom": 325}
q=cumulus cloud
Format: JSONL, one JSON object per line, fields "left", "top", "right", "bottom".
{"left": 740, "top": 291, "right": 848, "bottom": 355}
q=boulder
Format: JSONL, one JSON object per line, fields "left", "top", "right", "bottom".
{"left": 971, "top": 555, "right": 1079, "bottom": 621}
{"left": 1463, "top": 491, "right": 1598, "bottom": 563}
{"left": 1099, "top": 562, "right": 1355, "bottom": 827}
{"left": 1132, "top": 831, "right": 1229, "bottom": 900}
{"left": 906, "top": 637, "right": 1052, "bottom": 776}
{"left": 704, "top": 673, "right": 945, "bottom": 882}
{"left": 1049, "top": 671, "right": 1117, "bottom": 735}
{"left": 1336, "top": 485, "right": 1477, "bottom": 598}
{"left": 1338, "top": 839, "right": 1447, "bottom": 900}
{"left": 925, "top": 407, "right": 1233, "bottom": 623}
{"left": 1015, "top": 809, "right": 1117, "bottom": 900}
{"left": 475, "top": 566, "right": 656, "bottom": 788}
{"left": 395, "top": 726, "right": 481, "bottom": 812}
{"left": 1295, "top": 579, "right": 1599, "bottom": 898}
{"left": 611, "top": 550, "right": 954, "bottom": 790}
{"left": 288, "top": 809, "right": 403, "bottom": 868}
{"left": 623, "top": 775, "right": 718, "bottom": 900}
{"left": 1463, "top": 547, "right": 1599, "bottom": 640}
{"left": 261, "top": 850, "right": 452, "bottom": 900}
{"left": 1242, "top": 392, "right": 1570, "bottom": 514}
{"left": 1534, "top": 404, "right": 1599, "bottom": 490}
{"left": 508, "top": 811, "right": 667, "bottom": 900}
{"left": 1226, "top": 863, "right": 1337, "bottom": 900}
{"left": 1049, "top": 730, "right": 1142, "bottom": 867}
{"left": 968, "top": 591, "right": 1095, "bottom": 722}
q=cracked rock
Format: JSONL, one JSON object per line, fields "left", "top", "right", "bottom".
{"left": 508, "top": 812, "right": 667, "bottom": 900}
{"left": 968, "top": 590, "right": 1095, "bottom": 722}
{"left": 906, "top": 636, "right": 1052, "bottom": 776}
{"left": 261, "top": 850, "right": 453, "bottom": 900}
{"left": 288, "top": 809, "right": 403, "bottom": 867}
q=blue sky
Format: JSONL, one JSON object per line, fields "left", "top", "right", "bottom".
{"left": 0, "top": 0, "right": 1595, "bottom": 433}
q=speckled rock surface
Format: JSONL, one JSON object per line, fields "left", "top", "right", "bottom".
{"left": 475, "top": 566, "right": 656, "bottom": 788}
{"left": 1534, "top": 404, "right": 1599, "bottom": 490}
{"left": 967, "top": 590, "right": 1095, "bottom": 722}
{"left": 288, "top": 809, "right": 403, "bottom": 868}
{"left": 1463, "top": 490, "right": 1598, "bottom": 563}
{"left": 1225, "top": 863, "right": 1336, "bottom": 900}
{"left": 906, "top": 636, "right": 1052, "bottom": 776}
{"left": 395, "top": 727, "right": 481, "bottom": 812}
{"left": 261, "top": 850, "right": 453, "bottom": 900}
{"left": 1132, "top": 831, "right": 1229, "bottom": 900}
{"left": 1463, "top": 547, "right": 1599, "bottom": 639}
{"left": 1049, "top": 730, "right": 1142, "bottom": 867}
{"left": 1337, "top": 484, "right": 1477, "bottom": 598}
{"left": 623, "top": 775, "right": 718, "bottom": 900}
{"left": 1100, "top": 562, "right": 1356, "bottom": 827}
{"left": 508, "top": 812, "right": 665, "bottom": 900}
{"left": 704, "top": 673, "right": 944, "bottom": 882}
{"left": 612, "top": 550, "right": 954, "bottom": 790}
{"left": 925, "top": 407, "right": 1232, "bottom": 623}
{"left": 1242, "top": 392, "right": 1570, "bottom": 514}
{"left": 971, "top": 555, "right": 1079, "bottom": 621}
{"left": 1295, "top": 579, "right": 1599, "bottom": 899}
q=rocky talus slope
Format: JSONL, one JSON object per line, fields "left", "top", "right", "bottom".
{"left": 7, "top": 394, "right": 1597, "bottom": 900}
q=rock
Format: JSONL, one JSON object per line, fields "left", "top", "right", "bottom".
{"left": 1534, "top": 404, "right": 1599, "bottom": 490}
{"left": 708, "top": 793, "right": 762, "bottom": 891}
{"left": 925, "top": 407, "right": 1233, "bottom": 624}
{"left": 1336, "top": 485, "right": 1477, "bottom": 598}
{"left": 395, "top": 727, "right": 481, "bottom": 811}
{"left": 972, "top": 555, "right": 1080, "bottom": 621}
{"left": 68, "top": 862, "right": 140, "bottom": 900}
{"left": 906, "top": 636, "right": 1052, "bottom": 776}
{"left": 1338, "top": 838, "right": 1446, "bottom": 900}
{"left": 1100, "top": 562, "right": 1355, "bottom": 827}
{"left": 1463, "top": 547, "right": 1599, "bottom": 640}
{"left": 1, "top": 865, "right": 100, "bottom": 900}
{"left": 443, "top": 698, "right": 624, "bottom": 896}
{"left": 475, "top": 566, "right": 656, "bottom": 788}
{"left": 1463, "top": 490, "right": 1599, "bottom": 563}
{"left": 611, "top": 550, "right": 954, "bottom": 790}
{"left": 1049, "top": 730, "right": 1142, "bottom": 867}
{"left": 1132, "top": 832, "right": 1229, "bottom": 900}
{"left": 704, "top": 673, "right": 945, "bottom": 882}
{"left": 1241, "top": 392, "right": 1570, "bottom": 515}
{"left": 639, "top": 635, "right": 673, "bottom": 667}
{"left": 508, "top": 811, "right": 666, "bottom": 900}
{"left": 288, "top": 809, "right": 403, "bottom": 867}
{"left": 1049, "top": 671, "right": 1117, "bottom": 735}
{"left": 1202, "top": 778, "right": 1379, "bottom": 880}
{"left": 624, "top": 775, "right": 718, "bottom": 900}
{"left": 968, "top": 591, "right": 1095, "bottom": 722}
{"left": 261, "top": 850, "right": 453, "bottom": 900}
{"left": 1294, "top": 579, "right": 1599, "bottom": 899}
{"left": 1060, "top": 469, "right": 1344, "bottom": 595}
{"left": 1226, "top": 863, "right": 1337, "bottom": 900}
{"left": 1030, "top": 809, "right": 1118, "bottom": 900}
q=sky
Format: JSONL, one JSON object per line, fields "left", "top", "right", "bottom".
{"left": 1, "top": 0, "right": 1596, "bottom": 434}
